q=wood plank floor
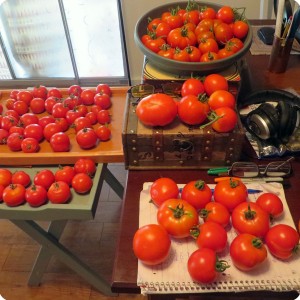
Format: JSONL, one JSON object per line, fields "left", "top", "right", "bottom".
{"left": 0, "top": 163, "right": 145, "bottom": 300}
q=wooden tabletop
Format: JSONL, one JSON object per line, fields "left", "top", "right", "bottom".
{"left": 111, "top": 21, "right": 300, "bottom": 299}
{"left": 0, "top": 86, "right": 128, "bottom": 165}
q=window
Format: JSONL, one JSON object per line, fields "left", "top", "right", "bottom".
{"left": 0, "top": 0, "right": 129, "bottom": 88}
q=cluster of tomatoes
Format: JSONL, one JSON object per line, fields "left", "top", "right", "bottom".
{"left": 0, "top": 83, "right": 113, "bottom": 153}
{"left": 133, "top": 177, "right": 300, "bottom": 284}
{"left": 136, "top": 74, "right": 238, "bottom": 133}
{"left": 142, "top": 4, "right": 249, "bottom": 62}
{"left": 0, "top": 158, "right": 97, "bottom": 207}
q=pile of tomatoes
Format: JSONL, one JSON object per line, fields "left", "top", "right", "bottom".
{"left": 142, "top": 4, "right": 249, "bottom": 62}
{"left": 136, "top": 74, "right": 238, "bottom": 132}
{"left": 0, "top": 158, "right": 96, "bottom": 207}
{"left": 133, "top": 177, "right": 300, "bottom": 284}
{"left": 0, "top": 83, "right": 113, "bottom": 153}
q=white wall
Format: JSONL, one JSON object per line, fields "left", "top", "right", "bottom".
{"left": 121, "top": 0, "right": 274, "bottom": 84}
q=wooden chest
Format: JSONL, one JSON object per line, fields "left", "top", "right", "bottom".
{"left": 122, "top": 92, "right": 245, "bottom": 170}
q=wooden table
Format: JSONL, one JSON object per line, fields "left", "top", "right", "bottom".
{"left": 0, "top": 86, "right": 128, "bottom": 296}
{"left": 111, "top": 21, "right": 300, "bottom": 300}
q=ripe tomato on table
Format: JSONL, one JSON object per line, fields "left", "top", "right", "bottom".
{"left": 74, "top": 158, "right": 96, "bottom": 176}
{"left": 157, "top": 198, "right": 199, "bottom": 238}
{"left": 208, "top": 106, "right": 238, "bottom": 133}
{"left": 0, "top": 168, "right": 12, "bottom": 187}
{"left": 208, "top": 90, "right": 236, "bottom": 110}
{"left": 33, "top": 169, "right": 55, "bottom": 190}
{"left": 32, "top": 85, "right": 48, "bottom": 99}
{"left": 265, "top": 224, "right": 300, "bottom": 260}
{"left": 231, "top": 202, "right": 270, "bottom": 238}
{"left": 256, "top": 192, "right": 284, "bottom": 219}
{"left": 177, "top": 95, "right": 209, "bottom": 125}
{"left": 203, "top": 74, "right": 228, "bottom": 96}
{"left": 95, "top": 125, "right": 111, "bottom": 141}
{"left": 25, "top": 184, "right": 48, "bottom": 207}
{"left": 55, "top": 165, "right": 76, "bottom": 186}
{"left": 136, "top": 93, "right": 177, "bottom": 127}
{"left": 76, "top": 128, "right": 98, "bottom": 149}
{"left": 181, "top": 180, "right": 212, "bottom": 210}
{"left": 181, "top": 78, "right": 205, "bottom": 97}
{"left": 150, "top": 177, "right": 179, "bottom": 207}
{"left": 230, "top": 233, "right": 267, "bottom": 271}
{"left": 2, "top": 183, "right": 26, "bottom": 206}
{"left": 50, "top": 132, "right": 70, "bottom": 152}
{"left": 187, "top": 248, "right": 229, "bottom": 283}
{"left": 133, "top": 224, "right": 171, "bottom": 265}
{"left": 6, "top": 132, "right": 24, "bottom": 151}
{"left": 71, "top": 173, "right": 93, "bottom": 194}
{"left": 11, "top": 170, "right": 31, "bottom": 187}
{"left": 191, "top": 221, "right": 227, "bottom": 253}
{"left": 213, "top": 178, "right": 248, "bottom": 212}
{"left": 199, "top": 202, "right": 230, "bottom": 228}
{"left": 47, "top": 181, "right": 71, "bottom": 204}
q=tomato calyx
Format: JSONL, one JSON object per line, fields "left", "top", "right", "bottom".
{"left": 215, "top": 257, "right": 230, "bottom": 272}
{"left": 251, "top": 237, "right": 263, "bottom": 249}
{"left": 194, "top": 180, "right": 206, "bottom": 190}
{"left": 190, "top": 225, "right": 200, "bottom": 239}
{"left": 168, "top": 203, "right": 193, "bottom": 219}
{"left": 198, "top": 208, "right": 211, "bottom": 219}
{"left": 244, "top": 204, "right": 257, "bottom": 220}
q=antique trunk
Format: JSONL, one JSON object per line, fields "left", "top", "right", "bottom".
{"left": 122, "top": 92, "right": 245, "bottom": 170}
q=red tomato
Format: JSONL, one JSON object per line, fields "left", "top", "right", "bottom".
{"left": 167, "top": 27, "right": 197, "bottom": 49}
{"left": 233, "top": 20, "right": 249, "bottom": 39}
{"left": 55, "top": 118, "right": 69, "bottom": 132}
{"left": 136, "top": 93, "right": 177, "bottom": 127}
{"left": 17, "top": 90, "right": 33, "bottom": 105}
{"left": 50, "top": 132, "right": 70, "bottom": 152}
{"left": 94, "top": 93, "right": 112, "bottom": 109}
{"left": 9, "top": 126, "right": 24, "bottom": 135}
{"left": 43, "top": 123, "right": 62, "bottom": 141}
{"left": 232, "top": 202, "right": 270, "bottom": 238}
{"left": 157, "top": 198, "right": 199, "bottom": 238}
{"left": 183, "top": 10, "right": 200, "bottom": 25}
{"left": 96, "top": 84, "right": 112, "bottom": 97}
{"left": 47, "top": 181, "right": 71, "bottom": 204}
{"left": 173, "top": 48, "right": 190, "bottom": 62}
{"left": 181, "top": 180, "right": 212, "bottom": 210}
{"left": 200, "top": 51, "right": 219, "bottom": 62}
{"left": 95, "top": 125, "right": 111, "bottom": 141}
{"left": 65, "top": 109, "right": 83, "bottom": 125}
{"left": 33, "top": 169, "right": 55, "bottom": 190}
{"left": 51, "top": 102, "right": 70, "bottom": 118}
{"left": 199, "top": 7, "right": 216, "bottom": 20}
{"left": 9, "top": 89, "right": 20, "bottom": 100}
{"left": 5, "top": 109, "right": 20, "bottom": 121}
{"left": 147, "top": 17, "right": 162, "bottom": 31}
{"left": 76, "top": 128, "right": 98, "bottom": 149}
{"left": 191, "top": 221, "right": 227, "bottom": 253}
{"left": 74, "top": 158, "right": 96, "bottom": 176}
{"left": 38, "top": 115, "right": 56, "bottom": 128}
{"left": 30, "top": 97, "right": 45, "bottom": 114}
{"left": 185, "top": 45, "right": 201, "bottom": 62}
{"left": 154, "top": 21, "right": 172, "bottom": 38}
{"left": 6, "top": 132, "right": 24, "bottom": 151}
{"left": 158, "top": 44, "right": 175, "bottom": 59}
{"left": 68, "top": 84, "right": 82, "bottom": 97}
{"left": 55, "top": 165, "right": 76, "bottom": 186}
{"left": 178, "top": 95, "right": 208, "bottom": 125}
{"left": 203, "top": 74, "right": 228, "bottom": 96}
{"left": 188, "top": 248, "right": 229, "bottom": 283}
{"left": 210, "top": 106, "right": 238, "bottom": 133}
{"left": 200, "top": 202, "right": 230, "bottom": 228}
{"left": 150, "top": 177, "right": 179, "bottom": 207}
{"left": 19, "top": 113, "right": 39, "bottom": 126}
{"left": 218, "top": 47, "right": 235, "bottom": 59}
{"left": 208, "top": 90, "right": 236, "bottom": 110}
{"left": 226, "top": 37, "right": 244, "bottom": 53}
{"left": 47, "top": 88, "right": 62, "bottom": 99}
{"left": 0, "top": 129, "right": 9, "bottom": 144}
{"left": 265, "top": 224, "right": 299, "bottom": 260}
{"left": 133, "top": 224, "right": 171, "bottom": 265}
{"left": 80, "top": 89, "right": 96, "bottom": 106}
{"left": 13, "top": 100, "right": 29, "bottom": 115}
{"left": 214, "top": 22, "right": 234, "bottom": 44}
{"left": 216, "top": 6, "right": 235, "bottom": 24}
{"left": 256, "top": 192, "right": 284, "bottom": 219}
{"left": 25, "top": 184, "right": 48, "bottom": 207}
{"left": 32, "top": 85, "right": 48, "bottom": 99}
{"left": 198, "top": 38, "right": 219, "bottom": 54}
{"left": 162, "top": 11, "right": 183, "bottom": 29}
{"left": 181, "top": 78, "right": 205, "bottom": 97}
{"left": 0, "top": 184, "right": 4, "bottom": 202}
{"left": 21, "top": 137, "right": 40, "bottom": 153}
{"left": 64, "top": 96, "right": 82, "bottom": 109}
{"left": 2, "top": 183, "right": 26, "bottom": 206}
{"left": 71, "top": 173, "right": 93, "bottom": 194}
{"left": 23, "top": 124, "right": 44, "bottom": 142}
{"left": 96, "top": 110, "right": 111, "bottom": 125}
{"left": 214, "top": 178, "right": 248, "bottom": 212}
{"left": 143, "top": 36, "right": 166, "bottom": 53}
{"left": 0, "top": 168, "right": 12, "bottom": 187}
{"left": 85, "top": 111, "right": 98, "bottom": 125}
{"left": 1, "top": 116, "right": 18, "bottom": 131}
{"left": 230, "top": 233, "right": 268, "bottom": 271}
{"left": 11, "top": 170, "right": 31, "bottom": 187}
{"left": 45, "top": 96, "right": 60, "bottom": 114}
{"left": 5, "top": 98, "right": 16, "bottom": 110}
{"left": 73, "top": 116, "right": 92, "bottom": 132}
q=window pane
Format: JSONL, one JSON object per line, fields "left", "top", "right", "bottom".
{"left": 0, "top": 44, "right": 12, "bottom": 79}
{"left": 0, "top": 0, "right": 74, "bottom": 78}
{"left": 63, "top": 0, "right": 125, "bottom": 77}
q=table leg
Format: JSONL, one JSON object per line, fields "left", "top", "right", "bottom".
{"left": 103, "top": 163, "right": 124, "bottom": 199}
{"left": 27, "top": 219, "right": 67, "bottom": 286}
{"left": 11, "top": 219, "right": 116, "bottom": 296}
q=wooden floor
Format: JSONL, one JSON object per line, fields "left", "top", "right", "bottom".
{"left": 0, "top": 163, "right": 145, "bottom": 300}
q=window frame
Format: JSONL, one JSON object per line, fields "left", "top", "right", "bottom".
{"left": 0, "top": 0, "right": 130, "bottom": 88}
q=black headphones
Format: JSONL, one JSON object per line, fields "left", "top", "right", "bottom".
{"left": 238, "top": 89, "right": 300, "bottom": 145}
